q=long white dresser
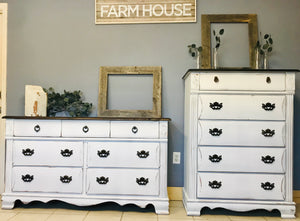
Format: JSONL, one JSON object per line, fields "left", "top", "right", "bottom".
{"left": 1, "top": 117, "right": 170, "bottom": 214}
{"left": 183, "top": 69, "right": 298, "bottom": 218}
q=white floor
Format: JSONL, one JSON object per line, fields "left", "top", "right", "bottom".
{"left": 0, "top": 201, "right": 299, "bottom": 221}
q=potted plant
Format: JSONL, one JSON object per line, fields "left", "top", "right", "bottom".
{"left": 44, "top": 87, "right": 93, "bottom": 117}
{"left": 188, "top": 44, "right": 203, "bottom": 68}
{"left": 212, "top": 28, "right": 224, "bottom": 69}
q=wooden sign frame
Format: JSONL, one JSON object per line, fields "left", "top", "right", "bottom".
{"left": 98, "top": 66, "right": 162, "bottom": 118}
{"left": 95, "top": 0, "right": 196, "bottom": 24}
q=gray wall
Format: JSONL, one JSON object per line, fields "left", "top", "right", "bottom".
{"left": 1, "top": 0, "right": 300, "bottom": 188}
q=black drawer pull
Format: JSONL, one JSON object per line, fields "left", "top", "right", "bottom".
{"left": 97, "top": 150, "right": 110, "bottom": 158}
{"left": 209, "top": 180, "right": 222, "bottom": 189}
{"left": 261, "top": 182, "right": 275, "bottom": 190}
{"left": 132, "top": 126, "right": 138, "bottom": 134}
{"left": 136, "top": 177, "right": 149, "bottom": 185}
{"left": 34, "top": 125, "right": 40, "bottom": 132}
{"left": 60, "top": 175, "right": 72, "bottom": 183}
{"left": 61, "top": 149, "right": 73, "bottom": 157}
{"left": 22, "top": 174, "right": 34, "bottom": 182}
{"left": 97, "top": 176, "right": 109, "bottom": 184}
{"left": 262, "top": 155, "right": 275, "bottom": 164}
{"left": 262, "top": 129, "right": 275, "bottom": 137}
{"left": 209, "top": 128, "right": 222, "bottom": 136}
{"left": 22, "top": 148, "right": 34, "bottom": 156}
{"left": 209, "top": 154, "right": 222, "bottom": 163}
{"left": 210, "top": 102, "right": 223, "bottom": 110}
{"left": 262, "top": 103, "right": 275, "bottom": 111}
{"left": 82, "top": 126, "right": 89, "bottom": 133}
{"left": 137, "top": 150, "right": 149, "bottom": 158}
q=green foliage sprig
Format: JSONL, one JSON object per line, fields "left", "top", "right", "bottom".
{"left": 256, "top": 33, "right": 274, "bottom": 55}
{"left": 188, "top": 44, "right": 202, "bottom": 57}
{"left": 213, "top": 28, "right": 224, "bottom": 49}
{"left": 44, "top": 87, "right": 93, "bottom": 117}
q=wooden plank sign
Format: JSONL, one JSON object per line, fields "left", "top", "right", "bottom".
{"left": 95, "top": 0, "right": 196, "bottom": 24}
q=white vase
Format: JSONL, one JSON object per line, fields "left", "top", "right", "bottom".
{"left": 196, "top": 53, "right": 201, "bottom": 69}
{"left": 255, "top": 48, "right": 260, "bottom": 69}
{"left": 213, "top": 48, "right": 218, "bottom": 69}
{"left": 55, "top": 111, "right": 70, "bottom": 117}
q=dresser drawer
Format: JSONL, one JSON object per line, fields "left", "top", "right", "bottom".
{"left": 13, "top": 141, "right": 84, "bottom": 166}
{"left": 12, "top": 167, "right": 83, "bottom": 193}
{"left": 88, "top": 141, "right": 160, "bottom": 168}
{"left": 198, "top": 120, "right": 285, "bottom": 147}
{"left": 61, "top": 120, "right": 110, "bottom": 137}
{"left": 198, "top": 147, "right": 285, "bottom": 173}
{"left": 198, "top": 95, "right": 286, "bottom": 120}
{"left": 86, "top": 168, "right": 159, "bottom": 196}
{"left": 197, "top": 173, "right": 285, "bottom": 201}
{"left": 199, "top": 73, "right": 286, "bottom": 91}
{"left": 111, "top": 121, "right": 159, "bottom": 138}
{"left": 13, "top": 120, "right": 61, "bottom": 137}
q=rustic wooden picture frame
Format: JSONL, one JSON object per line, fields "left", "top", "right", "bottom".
{"left": 201, "top": 14, "right": 258, "bottom": 69}
{"left": 98, "top": 66, "right": 162, "bottom": 118}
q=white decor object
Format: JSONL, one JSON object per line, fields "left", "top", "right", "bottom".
{"left": 1, "top": 117, "right": 169, "bottom": 214}
{"left": 183, "top": 69, "right": 298, "bottom": 218}
{"left": 25, "top": 85, "right": 47, "bottom": 117}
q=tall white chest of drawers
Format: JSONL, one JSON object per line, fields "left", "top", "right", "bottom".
{"left": 183, "top": 69, "right": 298, "bottom": 218}
{"left": 1, "top": 117, "right": 170, "bottom": 214}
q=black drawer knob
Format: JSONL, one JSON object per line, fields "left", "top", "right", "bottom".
{"left": 210, "top": 102, "right": 223, "bottom": 110}
{"left": 97, "top": 150, "right": 110, "bottom": 158}
{"left": 97, "top": 176, "right": 109, "bottom": 184}
{"left": 262, "top": 103, "right": 275, "bottom": 111}
{"left": 261, "top": 182, "right": 275, "bottom": 190}
{"left": 137, "top": 150, "right": 149, "bottom": 158}
{"left": 209, "top": 128, "right": 222, "bottom": 136}
{"left": 262, "top": 155, "right": 275, "bottom": 164}
{"left": 22, "top": 148, "right": 34, "bottom": 156}
{"left": 132, "top": 126, "right": 138, "bottom": 134}
{"left": 136, "top": 177, "right": 149, "bottom": 185}
{"left": 60, "top": 175, "right": 72, "bottom": 183}
{"left": 22, "top": 174, "right": 34, "bottom": 182}
{"left": 209, "top": 154, "right": 222, "bottom": 163}
{"left": 82, "top": 126, "right": 89, "bottom": 133}
{"left": 61, "top": 149, "right": 73, "bottom": 157}
{"left": 34, "top": 125, "right": 40, "bottom": 132}
{"left": 262, "top": 129, "right": 275, "bottom": 137}
{"left": 209, "top": 180, "right": 222, "bottom": 189}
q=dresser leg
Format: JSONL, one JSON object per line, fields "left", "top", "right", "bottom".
{"left": 279, "top": 207, "right": 296, "bottom": 219}
{"left": 153, "top": 201, "right": 169, "bottom": 215}
{"left": 1, "top": 199, "right": 15, "bottom": 209}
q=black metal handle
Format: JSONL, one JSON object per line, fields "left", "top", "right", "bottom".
{"left": 209, "top": 180, "right": 222, "bottom": 189}
{"left": 61, "top": 149, "right": 73, "bottom": 157}
{"left": 22, "top": 148, "right": 34, "bottom": 156}
{"left": 137, "top": 150, "right": 149, "bottom": 158}
{"left": 34, "top": 125, "right": 40, "bottom": 132}
{"left": 262, "top": 129, "right": 275, "bottom": 137}
{"left": 60, "top": 175, "right": 72, "bottom": 183}
{"left": 97, "top": 176, "right": 109, "bottom": 184}
{"left": 22, "top": 174, "right": 34, "bottom": 182}
{"left": 209, "top": 154, "right": 222, "bottom": 163}
{"left": 210, "top": 102, "right": 223, "bottom": 110}
{"left": 132, "top": 126, "right": 138, "bottom": 134}
{"left": 209, "top": 128, "right": 222, "bottom": 136}
{"left": 261, "top": 182, "right": 275, "bottom": 190}
{"left": 262, "top": 155, "right": 275, "bottom": 164}
{"left": 97, "top": 150, "right": 110, "bottom": 158}
{"left": 262, "top": 103, "right": 276, "bottom": 111}
{"left": 136, "top": 177, "right": 149, "bottom": 185}
{"left": 82, "top": 126, "right": 89, "bottom": 133}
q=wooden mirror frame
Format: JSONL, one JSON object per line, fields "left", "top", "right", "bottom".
{"left": 201, "top": 14, "right": 258, "bottom": 69}
{"left": 98, "top": 66, "right": 161, "bottom": 118}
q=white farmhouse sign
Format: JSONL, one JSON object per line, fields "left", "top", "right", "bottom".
{"left": 95, "top": 0, "right": 196, "bottom": 24}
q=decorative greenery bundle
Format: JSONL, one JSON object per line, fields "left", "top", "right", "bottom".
{"left": 44, "top": 87, "right": 93, "bottom": 117}
{"left": 188, "top": 44, "right": 202, "bottom": 58}
{"left": 256, "top": 33, "right": 273, "bottom": 55}
{"left": 213, "top": 28, "right": 224, "bottom": 49}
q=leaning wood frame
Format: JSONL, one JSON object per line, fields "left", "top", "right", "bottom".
{"left": 201, "top": 14, "right": 258, "bottom": 69}
{"left": 98, "top": 66, "right": 162, "bottom": 118}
